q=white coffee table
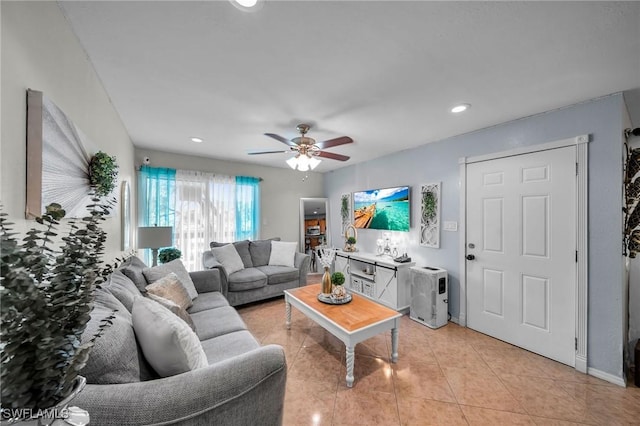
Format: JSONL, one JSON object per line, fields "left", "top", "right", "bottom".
{"left": 284, "top": 284, "right": 401, "bottom": 387}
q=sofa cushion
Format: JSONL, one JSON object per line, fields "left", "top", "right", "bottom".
{"left": 227, "top": 268, "right": 268, "bottom": 291}
{"left": 190, "top": 306, "right": 248, "bottom": 341}
{"left": 211, "top": 244, "right": 245, "bottom": 275}
{"left": 81, "top": 290, "right": 156, "bottom": 384}
{"left": 200, "top": 330, "right": 260, "bottom": 365}
{"left": 120, "top": 256, "right": 149, "bottom": 292}
{"left": 146, "top": 272, "right": 193, "bottom": 310}
{"left": 255, "top": 265, "right": 299, "bottom": 285}
{"left": 249, "top": 238, "right": 280, "bottom": 267}
{"left": 143, "top": 259, "right": 198, "bottom": 301}
{"left": 132, "top": 297, "right": 208, "bottom": 378}
{"left": 147, "top": 293, "right": 196, "bottom": 332}
{"left": 210, "top": 240, "right": 253, "bottom": 268}
{"left": 188, "top": 292, "right": 230, "bottom": 314}
{"left": 268, "top": 241, "right": 297, "bottom": 267}
{"left": 107, "top": 270, "right": 142, "bottom": 312}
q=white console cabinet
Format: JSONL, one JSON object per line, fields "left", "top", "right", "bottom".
{"left": 334, "top": 251, "right": 415, "bottom": 312}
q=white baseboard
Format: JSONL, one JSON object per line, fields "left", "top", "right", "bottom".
{"left": 587, "top": 367, "right": 626, "bottom": 387}
{"left": 450, "top": 316, "right": 459, "bottom": 325}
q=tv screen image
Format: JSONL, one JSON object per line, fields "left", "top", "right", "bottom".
{"left": 352, "top": 186, "right": 410, "bottom": 231}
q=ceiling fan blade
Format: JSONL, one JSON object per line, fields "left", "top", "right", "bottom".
{"left": 317, "top": 151, "right": 350, "bottom": 161}
{"left": 315, "top": 136, "right": 353, "bottom": 150}
{"left": 264, "top": 133, "right": 297, "bottom": 146}
{"left": 247, "top": 149, "right": 291, "bottom": 155}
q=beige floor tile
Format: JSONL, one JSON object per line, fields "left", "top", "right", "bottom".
{"left": 398, "top": 397, "right": 467, "bottom": 426}
{"left": 284, "top": 378, "right": 337, "bottom": 426}
{"left": 432, "top": 342, "right": 492, "bottom": 371}
{"left": 442, "top": 366, "right": 526, "bottom": 413}
{"left": 337, "top": 355, "right": 394, "bottom": 394}
{"left": 393, "top": 362, "right": 457, "bottom": 403}
{"left": 558, "top": 381, "right": 640, "bottom": 425}
{"left": 460, "top": 405, "right": 536, "bottom": 425}
{"left": 332, "top": 388, "right": 400, "bottom": 425}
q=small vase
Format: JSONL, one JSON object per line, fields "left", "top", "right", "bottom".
{"left": 321, "top": 266, "right": 332, "bottom": 295}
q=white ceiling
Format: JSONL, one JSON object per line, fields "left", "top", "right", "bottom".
{"left": 59, "top": 1, "right": 640, "bottom": 172}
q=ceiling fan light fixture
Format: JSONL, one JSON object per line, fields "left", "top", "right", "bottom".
{"left": 230, "top": 0, "right": 263, "bottom": 12}
{"left": 309, "top": 156, "right": 321, "bottom": 170}
{"left": 286, "top": 156, "right": 298, "bottom": 170}
{"left": 297, "top": 154, "right": 311, "bottom": 172}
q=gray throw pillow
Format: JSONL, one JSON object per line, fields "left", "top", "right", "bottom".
{"left": 132, "top": 297, "right": 208, "bottom": 378}
{"left": 211, "top": 244, "right": 245, "bottom": 275}
{"left": 80, "top": 290, "right": 156, "bottom": 384}
{"left": 249, "top": 237, "right": 280, "bottom": 267}
{"left": 210, "top": 240, "right": 253, "bottom": 268}
{"left": 120, "top": 256, "right": 149, "bottom": 292}
{"left": 143, "top": 259, "right": 198, "bottom": 301}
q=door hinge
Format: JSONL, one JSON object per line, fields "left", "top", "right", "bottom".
{"left": 575, "top": 337, "right": 578, "bottom": 351}
{"left": 576, "top": 250, "right": 578, "bottom": 262}
{"left": 576, "top": 163, "right": 579, "bottom": 175}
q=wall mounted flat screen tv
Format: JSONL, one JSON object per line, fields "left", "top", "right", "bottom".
{"left": 352, "top": 186, "right": 410, "bottom": 231}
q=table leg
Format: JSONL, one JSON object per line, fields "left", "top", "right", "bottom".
{"left": 346, "top": 345, "right": 355, "bottom": 388}
{"left": 391, "top": 327, "right": 399, "bottom": 363}
{"left": 285, "top": 299, "right": 291, "bottom": 330}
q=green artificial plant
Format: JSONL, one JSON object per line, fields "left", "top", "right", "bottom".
{"left": 346, "top": 236, "right": 357, "bottom": 245}
{"left": 422, "top": 190, "right": 437, "bottom": 221}
{"left": 158, "top": 247, "right": 182, "bottom": 264}
{"left": 0, "top": 199, "right": 116, "bottom": 413}
{"left": 331, "top": 272, "right": 345, "bottom": 286}
{"left": 89, "top": 151, "right": 119, "bottom": 196}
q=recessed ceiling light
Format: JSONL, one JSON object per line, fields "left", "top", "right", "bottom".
{"left": 451, "top": 103, "right": 471, "bottom": 113}
{"left": 191, "top": 137, "right": 203, "bottom": 143}
{"left": 230, "top": 0, "right": 263, "bottom": 11}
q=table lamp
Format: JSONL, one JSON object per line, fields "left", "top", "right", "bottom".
{"left": 138, "top": 226, "right": 173, "bottom": 266}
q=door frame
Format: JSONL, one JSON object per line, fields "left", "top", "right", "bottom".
{"left": 458, "top": 134, "right": 589, "bottom": 372}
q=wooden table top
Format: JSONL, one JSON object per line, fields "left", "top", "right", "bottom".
{"left": 285, "top": 284, "right": 401, "bottom": 332}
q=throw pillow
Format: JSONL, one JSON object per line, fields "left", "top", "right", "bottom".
{"left": 249, "top": 237, "right": 280, "bottom": 267}
{"left": 143, "top": 259, "right": 198, "bottom": 301}
{"left": 145, "top": 272, "right": 193, "bottom": 310}
{"left": 211, "top": 243, "right": 245, "bottom": 275}
{"left": 132, "top": 297, "right": 208, "bottom": 378}
{"left": 210, "top": 240, "right": 253, "bottom": 268}
{"left": 120, "top": 256, "right": 150, "bottom": 292}
{"left": 146, "top": 293, "right": 197, "bottom": 332}
{"left": 268, "top": 241, "right": 298, "bottom": 267}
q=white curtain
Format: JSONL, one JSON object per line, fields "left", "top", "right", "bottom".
{"left": 175, "top": 170, "right": 236, "bottom": 271}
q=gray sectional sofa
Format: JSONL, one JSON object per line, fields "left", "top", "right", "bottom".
{"left": 203, "top": 238, "right": 311, "bottom": 306}
{"left": 74, "top": 256, "right": 286, "bottom": 426}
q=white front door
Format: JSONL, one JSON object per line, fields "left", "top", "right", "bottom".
{"left": 466, "top": 146, "right": 576, "bottom": 366}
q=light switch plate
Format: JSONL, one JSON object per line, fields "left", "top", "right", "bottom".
{"left": 443, "top": 221, "right": 458, "bottom": 232}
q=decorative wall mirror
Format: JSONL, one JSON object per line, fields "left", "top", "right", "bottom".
{"left": 299, "top": 198, "right": 330, "bottom": 267}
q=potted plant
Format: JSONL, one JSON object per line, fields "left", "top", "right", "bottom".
{"left": 331, "top": 272, "right": 346, "bottom": 299}
{"left": 88, "top": 151, "right": 119, "bottom": 196}
{"left": 158, "top": 247, "right": 182, "bottom": 264}
{"left": 345, "top": 236, "right": 357, "bottom": 252}
{"left": 0, "top": 199, "right": 115, "bottom": 423}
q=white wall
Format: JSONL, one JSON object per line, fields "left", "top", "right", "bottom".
{"left": 1, "top": 1, "right": 135, "bottom": 261}
{"left": 325, "top": 93, "right": 627, "bottom": 381}
{"left": 135, "top": 148, "right": 324, "bottom": 244}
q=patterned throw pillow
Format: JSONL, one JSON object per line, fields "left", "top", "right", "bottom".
{"left": 143, "top": 259, "right": 198, "bottom": 301}
{"left": 132, "top": 297, "right": 208, "bottom": 377}
{"left": 146, "top": 293, "right": 197, "bottom": 332}
{"left": 145, "top": 272, "right": 193, "bottom": 310}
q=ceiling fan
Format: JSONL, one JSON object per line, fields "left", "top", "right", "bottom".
{"left": 248, "top": 124, "right": 352, "bottom": 171}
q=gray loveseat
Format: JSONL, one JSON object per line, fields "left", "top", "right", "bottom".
{"left": 74, "top": 256, "right": 286, "bottom": 426}
{"left": 203, "top": 238, "right": 311, "bottom": 306}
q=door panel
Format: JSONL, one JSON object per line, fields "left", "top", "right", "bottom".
{"left": 467, "top": 146, "right": 576, "bottom": 366}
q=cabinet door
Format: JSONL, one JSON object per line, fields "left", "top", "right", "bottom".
{"left": 375, "top": 267, "right": 397, "bottom": 308}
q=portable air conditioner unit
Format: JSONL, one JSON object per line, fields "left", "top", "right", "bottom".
{"left": 410, "top": 266, "right": 448, "bottom": 329}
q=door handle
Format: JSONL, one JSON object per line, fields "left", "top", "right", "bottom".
{"left": 466, "top": 254, "right": 475, "bottom": 261}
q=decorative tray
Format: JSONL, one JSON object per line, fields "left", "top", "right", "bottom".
{"left": 317, "top": 293, "right": 352, "bottom": 305}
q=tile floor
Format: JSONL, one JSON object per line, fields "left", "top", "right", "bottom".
{"left": 237, "top": 278, "right": 640, "bottom": 425}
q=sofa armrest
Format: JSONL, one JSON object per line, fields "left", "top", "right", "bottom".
{"left": 202, "top": 250, "right": 229, "bottom": 296}
{"left": 189, "top": 268, "right": 222, "bottom": 294}
{"left": 295, "top": 252, "right": 311, "bottom": 286}
{"left": 74, "top": 345, "right": 286, "bottom": 426}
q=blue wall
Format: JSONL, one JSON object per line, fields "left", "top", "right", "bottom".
{"left": 324, "top": 93, "right": 626, "bottom": 380}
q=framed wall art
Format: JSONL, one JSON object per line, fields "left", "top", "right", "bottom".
{"left": 420, "top": 182, "right": 441, "bottom": 248}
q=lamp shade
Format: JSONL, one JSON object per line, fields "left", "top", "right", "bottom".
{"left": 138, "top": 226, "right": 173, "bottom": 249}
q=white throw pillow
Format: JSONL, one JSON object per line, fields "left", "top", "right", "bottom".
{"left": 211, "top": 244, "right": 245, "bottom": 275}
{"left": 143, "top": 259, "right": 198, "bottom": 301}
{"left": 268, "top": 241, "right": 298, "bottom": 267}
{"left": 132, "top": 297, "right": 208, "bottom": 377}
